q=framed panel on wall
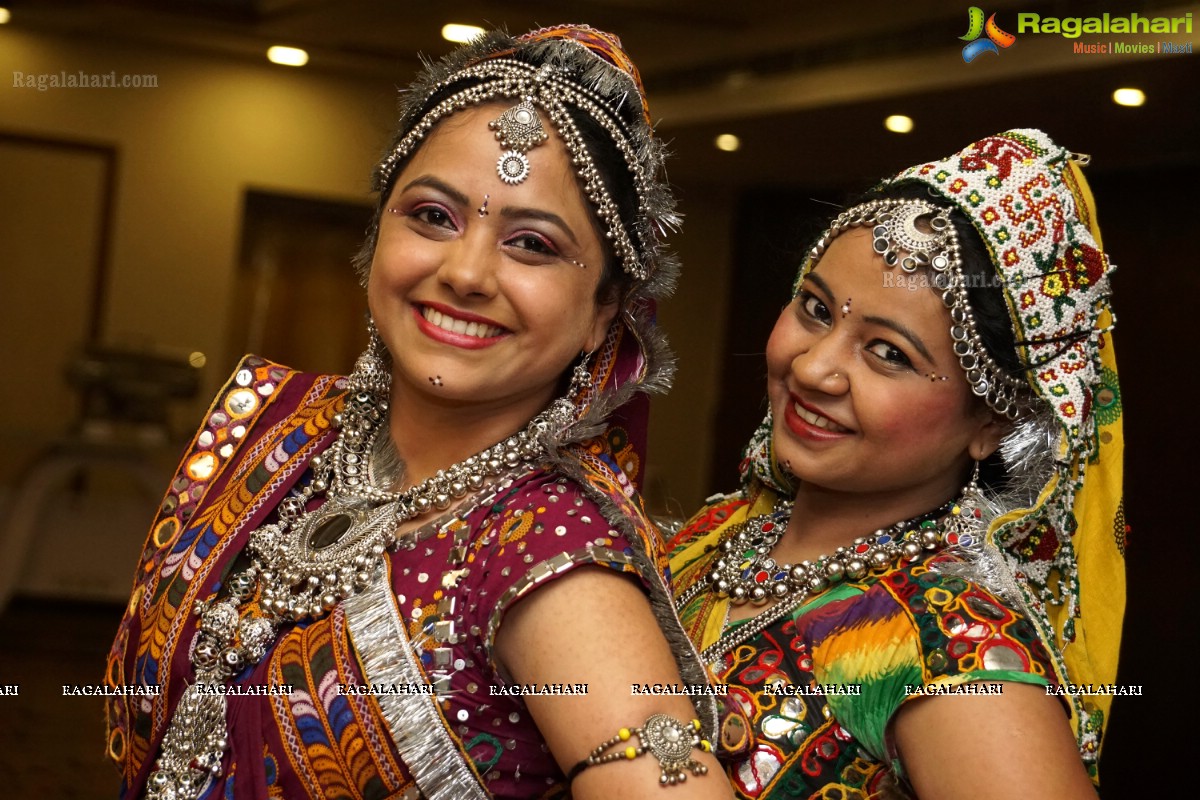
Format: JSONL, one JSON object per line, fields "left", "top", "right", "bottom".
{"left": 0, "top": 133, "right": 115, "bottom": 474}
{"left": 229, "top": 189, "right": 371, "bottom": 376}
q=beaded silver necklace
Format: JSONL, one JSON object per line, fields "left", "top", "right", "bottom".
{"left": 146, "top": 347, "right": 574, "bottom": 800}
{"left": 678, "top": 492, "right": 984, "bottom": 665}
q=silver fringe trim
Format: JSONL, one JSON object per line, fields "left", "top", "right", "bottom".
{"left": 931, "top": 536, "right": 1026, "bottom": 608}
{"left": 996, "top": 408, "right": 1060, "bottom": 509}
{"left": 343, "top": 569, "right": 487, "bottom": 800}
{"left": 931, "top": 468, "right": 1037, "bottom": 608}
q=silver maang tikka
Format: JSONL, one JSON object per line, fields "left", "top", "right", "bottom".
{"left": 489, "top": 99, "right": 549, "bottom": 184}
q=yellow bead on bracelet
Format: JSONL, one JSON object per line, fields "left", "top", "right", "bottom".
{"left": 567, "top": 714, "right": 710, "bottom": 787}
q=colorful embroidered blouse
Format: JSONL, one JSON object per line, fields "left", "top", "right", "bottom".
{"left": 105, "top": 357, "right": 696, "bottom": 799}
{"left": 671, "top": 494, "right": 1061, "bottom": 798}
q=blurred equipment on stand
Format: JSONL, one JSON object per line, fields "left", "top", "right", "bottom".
{"left": 0, "top": 346, "right": 201, "bottom": 612}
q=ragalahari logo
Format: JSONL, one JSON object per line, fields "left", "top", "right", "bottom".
{"left": 961, "top": 7, "right": 1017, "bottom": 62}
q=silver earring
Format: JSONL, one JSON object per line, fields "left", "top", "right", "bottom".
{"left": 959, "top": 461, "right": 986, "bottom": 520}
{"left": 945, "top": 460, "right": 986, "bottom": 547}
{"left": 350, "top": 320, "right": 391, "bottom": 397}
{"left": 567, "top": 351, "right": 593, "bottom": 399}
{"left": 966, "top": 460, "right": 982, "bottom": 495}
{"left": 542, "top": 351, "right": 595, "bottom": 437}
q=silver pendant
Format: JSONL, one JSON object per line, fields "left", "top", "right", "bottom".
{"left": 489, "top": 99, "right": 547, "bottom": 185}
{"left": 253, "top": 495, "right": 397, "bottom": 621}
{"left": 145, "top": 676, "right": 228, "bottom": 800}
{"left": 497, "top": 150, "right": 531, "bottom": 184}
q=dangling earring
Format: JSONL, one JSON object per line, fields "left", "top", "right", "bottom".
{"left": 567, "top": 350, "right": 593, "bottom": 400}
{"left": 349, "top": 319, "right": 392, "bottom": 398}
{"left": 945, "top": 460, "right": 986, "bottom": 547}
{"left": 964, "top": 460, "right": 983, "bottom": 501}
{"left": 542, "top": 351, "right": 594, "bottom": 441}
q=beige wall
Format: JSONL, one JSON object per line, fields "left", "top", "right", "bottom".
{"left": 2, "top": 28, "right": 396, "bottom": 401}
{"left": 0, "top": 28, "right": 733, "bottom": 592}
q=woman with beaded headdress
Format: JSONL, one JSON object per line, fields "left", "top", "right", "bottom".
{"left": 670, "top": 130, "right": 1123, "bottom": 798}
{"left": 104, "top": 26, "right": 730, "bottom": 800}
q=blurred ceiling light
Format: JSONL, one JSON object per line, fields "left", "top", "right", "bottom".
{"left": 0, "top": 8, "right": 11, "bottom": 24}
{"left": 715, "top": 134, "right": 741, "bottom": 152}
{"left": 1112, "top": 87, "right": 1145, "bottom": 107}
{"left": 267, "top": 45, "right": 309, "bottom": 67}
{"left": 443, "top": 23, "right": 486, "bottom": 43}
{"left": 885, "top": 115, "right": 914, "bottom": 134}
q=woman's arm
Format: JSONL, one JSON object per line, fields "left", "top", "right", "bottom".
{"left": 893, "top": 682, "right": 1097, "bottom": 799}
{"left": 494, "top": 567, "right": 731, "bottom": 799}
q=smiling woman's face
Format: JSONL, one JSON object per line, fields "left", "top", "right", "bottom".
{"left": 367, "top": 103, "right": 617, "bottom": 422}
{"left": 766, "top": 228, "right": 1001, "bottom": 506}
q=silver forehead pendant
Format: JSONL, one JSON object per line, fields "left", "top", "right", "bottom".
{"left": 489, "top": 99, "right": 548, "bottom": 185}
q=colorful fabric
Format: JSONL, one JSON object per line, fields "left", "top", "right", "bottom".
{"left": 733, "top": 129, "right": 1123, "bottom": 772}
{"left": 670, "top": 493, "right": 1059, "bottom": 798}
{"left": 105, "top": 356, "right": 699, "bottom": 799}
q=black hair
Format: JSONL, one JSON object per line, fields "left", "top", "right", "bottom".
{"left": 569, "top": 106, "right": 639, "bottom": 305}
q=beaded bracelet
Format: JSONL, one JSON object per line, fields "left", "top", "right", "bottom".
{"left": 567, "top": 714, "right": 711, "bottom": 787}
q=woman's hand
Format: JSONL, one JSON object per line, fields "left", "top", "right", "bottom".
{"left": 494, "top": 567, "right": 732, "bottom": 799}
{"left": 893, "top": 682, "right": 1098, "bottom": 799}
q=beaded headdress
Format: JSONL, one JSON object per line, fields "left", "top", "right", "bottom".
{"left": 743, "top": 130, "right": 1124, "bottom": 776}
{"left": 884, "top": 130, "right": 1124, "bottom": 770}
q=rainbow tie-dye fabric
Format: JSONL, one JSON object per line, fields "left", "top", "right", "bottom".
{"left": 671, "top": 491, "right": 1059, "bottom": 798}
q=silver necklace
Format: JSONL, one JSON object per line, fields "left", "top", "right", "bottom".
{"left": 678, "top": 493, "right": 983, "bottom": 665}
{"left": 146, "top": 348, "right": 574, "bottom": 800}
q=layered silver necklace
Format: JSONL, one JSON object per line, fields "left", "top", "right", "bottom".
{"left": 678, "top": 490, "right": 984, "bottom": 665}
{"left": 146, "top": 347, "right": 574, "bottom": 800}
